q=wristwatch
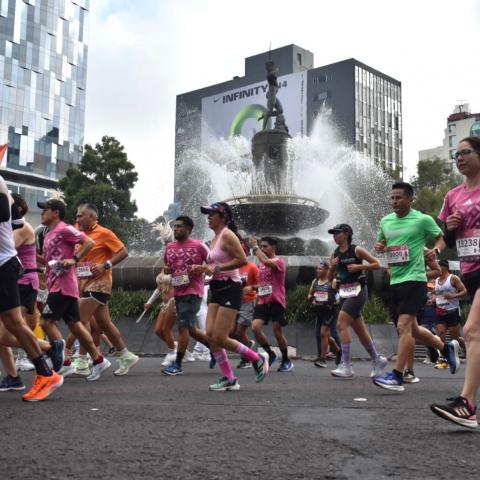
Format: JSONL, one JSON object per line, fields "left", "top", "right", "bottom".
{"left": 213, "top": 264, "right": 222, "bottom": 274}
{"left": 433, "top": 247, "right": 441, "bottom": 256}
{"left": 252, "top": 246, "right": 259, "bottom": 254}
{"left": 104, "top": 260, "right": 113, "bottom": 270}
{"left": 73, "top": 255, "right": 80, "bottom": 263}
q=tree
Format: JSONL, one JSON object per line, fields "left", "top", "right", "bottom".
{"left": 59, "top": 136, "right": 138, "bottom": 241}
{"left": 412, "top": 156, "right": 460, "bottom": 193}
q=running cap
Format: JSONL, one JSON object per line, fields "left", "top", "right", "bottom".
{"left": 328, "top": 223, "right": 353, "bottom": 235}
{"left": 37, "top": 199, "right": 66, "bottom": 217}
{"left": 200, "top": 202, "right": 227, "bottom": 215}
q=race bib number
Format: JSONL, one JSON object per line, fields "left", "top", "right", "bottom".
{"left": 456, "top": 230, "right": 480, "bottom": 260}
{"left": 386, "top": 245, "right": 410, "bottom": 265}
{"left": 314, "top": 291, "right": 329, "bottom": 303}
{"left": 339, "top": 282, "right": 361, "bottom": 299}
{"left": 435, "top": 295, "right": 449, "bottom": 306}
{"left": 76, "top": 264, "right": 93, "bottom": 278}
{"left": 172, "top": 274, "right": 190, "bottom": 287}
{"left": 258, "top": 285, "right": 273, "bottom": 296}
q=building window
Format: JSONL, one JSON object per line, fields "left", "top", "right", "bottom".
{"left": 448, "top": 124, "right": 456, "bottom": 134}
{"left": 297, "top": 53, "right": 302, "bottom": 65}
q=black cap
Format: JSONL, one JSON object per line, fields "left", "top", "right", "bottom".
{"left": 37, "top": 199, "right": 66, "bottom": 218}
{"left": 200, "top": 202, "right": 227, "bottom": 215}
{"left": 328, "top": 223, "right": 353, "bottom": 235}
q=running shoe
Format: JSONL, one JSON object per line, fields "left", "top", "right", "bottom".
{"left": 184, "top": 350, "right": 196, "bottom": 362}
{"left": 325, "top": 352, "right": 336, "bottom": 360}
{"left": 237, "top": 359, "right": 251, "bottom": 369}
{"left": 335, "top": 350, "right": 342, "bottom": 366}
{"left": 86, "top": 358, "right": 111, "bottom": 382}
{"left": 161, "top": 362, "right": 184, "bottom": 376}
{"left": 73, "top": 356, "right": 90, "bottom": 376}
{"left": 209, "top": 377, "right": 240, "bottom": 392}
{"left": 430, "top": 396, "right": 478, "bottom": 429}
{"left": 107, "top": 347, "right": 116, "bottom": 356}
{"left": 373, "top": 371, "right": 405, "bottom": 392}
{"left": 161, "top": 352, "right": 176, "bottom": 366}
{"left": 47, "top": 339, "right": 65, "bottom": 372}
{"left": 278, "top": 360, "right": 294, "bottom": 372}
{"left": 331, "top": 363, "right": 354, "bottom": 378}
{"left": 435, "top": 358, "right": 448, "bottom": 369}
{"left": 22, "top": 372, "right": 64, "bottom": 402}
{"left": 370, "top": 355, "right": 388, "bottom": 378}
{"left": 253, "top": 352, "right": 269, "bottom": 383}
{"left": 15, "top": 353, "right": 34, "bottom": 372}
{"left": 314, "top": 359, "right": 327, "bottom": 368}
{"left": 268, "top": 352, "right": 278, "bottom": 367}
{"left": 114, "top": 352, "right": 139, "bottom": 376}
{"left": 248, "top": 340, "right": 257, "bottom": 351}
{"left": 58, "top": 363, "right": 76, "bottom": 377}
{"left": 0, "top": 375, "right": 26, "bottom": 391}
{"left": 209, "top": 353, "right": 216, "bottom": 369}
{"left": 403, "top": 369, "right": 420, "bottom": 384}
{"left": 444, "top": 340, "right": 461, "bottom": 374}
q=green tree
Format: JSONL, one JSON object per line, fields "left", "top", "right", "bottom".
{"left": 59, "top": 136, "right": 138, "bottom": 241}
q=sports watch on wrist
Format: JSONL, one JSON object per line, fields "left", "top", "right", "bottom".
{"left": 104, "top": 260, "right": 113, "bottom": 270}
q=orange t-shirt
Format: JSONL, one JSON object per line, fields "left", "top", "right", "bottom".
{"left": 78, "top": 223, "right": 125, "bottom": 294}
{"left": 240, "top": 261, "right": 259, "bottom": 303}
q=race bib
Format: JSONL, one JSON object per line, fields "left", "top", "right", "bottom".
{"left": 314, "top": 291, "right": 329, "bottom": 303}
{"left": 435, "top": 295, "right": 449, "bottom": 306}
{"left": 258, "top": 285, "right": 273, "bottom": 296}
{"left": 339, "top": 282, "right": 361, "bottom": 299}
{"left": 76, "top": 264, "right": 93, "bottom": 278}
{"left": 386, "top": 245, "right": 410, "bottom": 265}
{"left": 172, "top": 274, "right": 190, "bottom": 287}
{"left": 456, "top": 229, "right": 480, "bottom": 260}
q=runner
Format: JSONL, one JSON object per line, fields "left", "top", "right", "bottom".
{"left": 373, "top": 182, "right": 460, "bottom": 392}
{"left": 250, "top": 236, "right": 293, "bottom": 372}
{"left": 431, "top": 136, "right": 480, "bottom": 428}
{"left": 232, "top": 240, "right": 259, "bottom": 369}
{"left": 0, "top": 175, "right": 63, "bottom": 401}
{"left": 307, "top": 261, "right": 341, "bottom": 368}
{"left": 161, "top": 216, "right": 213, "bottom": 376}
{"left": 37, "top": 198, "right": 111, "bottom": 382}
{"left": 194, "top": 203, "right": 268, "bottom": 391}
{"left": 327, "top": 224, "right": 387, "bottom": 378}
{"left": 74, "top": 203, "right": 138, "bottom": 376}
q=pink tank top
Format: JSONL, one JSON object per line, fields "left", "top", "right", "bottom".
{"left": 208, "top": 228, "right": 241, "bottom": 283}
{"left": 17, "top": 243, "right": 39, "bottom": 290}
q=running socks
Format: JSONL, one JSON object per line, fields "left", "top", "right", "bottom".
{"left": 176, "top": 351, "right": 185, "bottom": 367}
{"left": 32, "top": 355, "right": 53, "bottom": 376}
{"left": 365, "top": 341, "right": 379, "bottom": 361}
{"left": 341, "top": 343, "right": 351, "bottom": 366}
{"left": 280, "top": 348, "right": 289, "bottom": 363}
{"left": 260, "top": 343, "right": 274, "bottom": 357}
{"left": 235, "top": 343, "right": 260, "bottom": 363}
{"left": 93, "top": 355, "right": 104, "bottom": 365}
{"left": 213, "top": 349, "right": 235, "bottom": 381}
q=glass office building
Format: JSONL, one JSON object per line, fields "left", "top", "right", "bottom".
{"left": 0, "top": 0, "right": 89, "bottom": 219}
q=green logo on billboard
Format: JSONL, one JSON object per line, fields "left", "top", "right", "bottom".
{"left": 229, "top": 104, "right": 272, "bottom": 137}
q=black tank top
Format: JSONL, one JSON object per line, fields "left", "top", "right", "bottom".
{"left": 312, "top": 279, "right": 334, "bottom": 308}
{"left": 334, "top": 244, "right": 366, "bottom": 286}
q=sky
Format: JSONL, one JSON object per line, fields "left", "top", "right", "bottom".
{"left": 84, "top": 0, "right": 480, "bottom": 221}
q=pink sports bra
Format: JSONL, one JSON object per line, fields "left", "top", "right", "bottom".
{"left": 208, "top": 228, "right": 241, "bottom": 283}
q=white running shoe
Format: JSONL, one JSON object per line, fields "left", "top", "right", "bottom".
{"left": 161, "top": 352, "right": 176, "bottom": 366}
{"left": 16, "top": 356, "right": 35, "bottom": 372}
{"left": 183, "top": 350, "right": 196, "bottom": 362}
{"left": 192, "top": 351, "right": 211, "bottom": 362}
{"left": 331, "top": 363, "right": 354, "bottom": 378}
{"left": 370, "top": 355, "right": 388, "bottom": 378}
{"left": 73, "top": 356, "right": 90, "bottom": 376}
{"left": 114, "top": 352, "right": 139, "bottom": 376}
{"left": 86, "top": 358, "right": 111, "bottom": 382}
{"left": 59, "top": 363, "right": 77, "bottom": 377}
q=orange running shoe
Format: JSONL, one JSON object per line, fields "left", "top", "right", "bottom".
{"left": 22, "top": 372, "right": 64, "bottom": 402}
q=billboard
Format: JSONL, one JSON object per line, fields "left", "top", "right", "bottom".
{"left": 201, "top": 71, "right": 307, "bottom": 144}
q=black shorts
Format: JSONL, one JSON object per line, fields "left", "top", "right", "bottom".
{"left": 0, "top": 257, "right": 21, "bottom": 313}
{"left": 42, "top": 292, "right": 80, "bottom": 324}
{"left": 208, "top": 279, "right": 243, "bottom": 310}
{"left": 462, "top": 269, "right": 480, "bottom": 299}
{"left": 340, "top": 285, "right": 368, "bottom": 319}
{"left": 390, "top": 281, "right": 426, "bottom": 317}
{"left": 82, "top": 291, "right": 110, "bottom": 305}
{"left": 314, "top": 307, "right": 335, "bottom": 328}
{"left": 18, "top": 283, "right": 38, "bottom": 314}
{"left": 254, "top": 302, "right": 288, "bottom": 326}
{"left": 436, "top": 309, "right": 462, "bottom": 327}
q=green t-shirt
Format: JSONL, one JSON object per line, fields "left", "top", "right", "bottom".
{"left": 377, "top": 209, "right": 442, "bottom": 285}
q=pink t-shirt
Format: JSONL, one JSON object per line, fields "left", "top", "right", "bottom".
{"left": 257, "top": 256, "right": 286, "bottom": 308}
{"left": 163, "top": 239, "right": 209, "bottom": 298}
{"left": 439, "top": 183, "right": 480, "bottom": 275}
{"left": 43, "top": 221, "right": 85, "bottom": 298}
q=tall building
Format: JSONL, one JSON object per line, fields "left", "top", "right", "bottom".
{"left": 175, "top": 45, "right": 402, "bottom": 213}
{"left": 0, "top": 0, "right": 89, "bottom": 223}
{"left": 419, "top": 104, "right": 480, "bottom": 166}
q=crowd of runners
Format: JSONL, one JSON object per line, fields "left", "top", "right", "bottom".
{"left": 1, "top": 135, "right": 480, "bottom": 429}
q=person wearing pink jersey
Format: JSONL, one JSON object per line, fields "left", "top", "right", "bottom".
{"left": 193, "top": 202, "right": 268, "bottom": 391}
{"left": 431, "top": 136, "right": 480, "bottom": 428}
{"left": 250, "top": 236, "right": 293, "bottom": 372}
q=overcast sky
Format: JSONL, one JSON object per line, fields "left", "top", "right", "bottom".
{"left": 84, "top": 0, "right": 480, "bottom": 221}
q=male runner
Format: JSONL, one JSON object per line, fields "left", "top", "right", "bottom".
{"left": 162, "top": 216, "right": 211, "bottom": 376}
{"left": 37, "top": 198, "right": 111, "bottom": 382}
{"left": 373, "top": 182, "right": 460, "bottom": 392}
{"left": 72, "top": 203, "right": 138, "bottom": 376}
{"left": 0, "top": 175, "right": 63, "bottom": 401}
{"left": 251, "top": 236, "right": 293, "bottom": 372}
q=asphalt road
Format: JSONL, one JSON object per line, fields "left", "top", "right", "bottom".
{"left": 0, "top": 358, "right": 477, "bottom": 480}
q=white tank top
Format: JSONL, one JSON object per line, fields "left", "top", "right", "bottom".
{"left": 0, "top": 176, "right": 17, "bottom": 267}
{"left": 435, "top": 274, "right": 460, "bottom": 313}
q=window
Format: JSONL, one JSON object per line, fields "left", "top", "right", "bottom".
{"left": 297, "top": 53, "right": 302, "bottom": 65}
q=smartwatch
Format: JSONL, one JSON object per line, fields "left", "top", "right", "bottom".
{"left": 104, "top": 260, "right": 113, "bottom": 270}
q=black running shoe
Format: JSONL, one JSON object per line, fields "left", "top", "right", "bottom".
{"left": 430, "top": 396, "right": 478, "bottom": 429}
